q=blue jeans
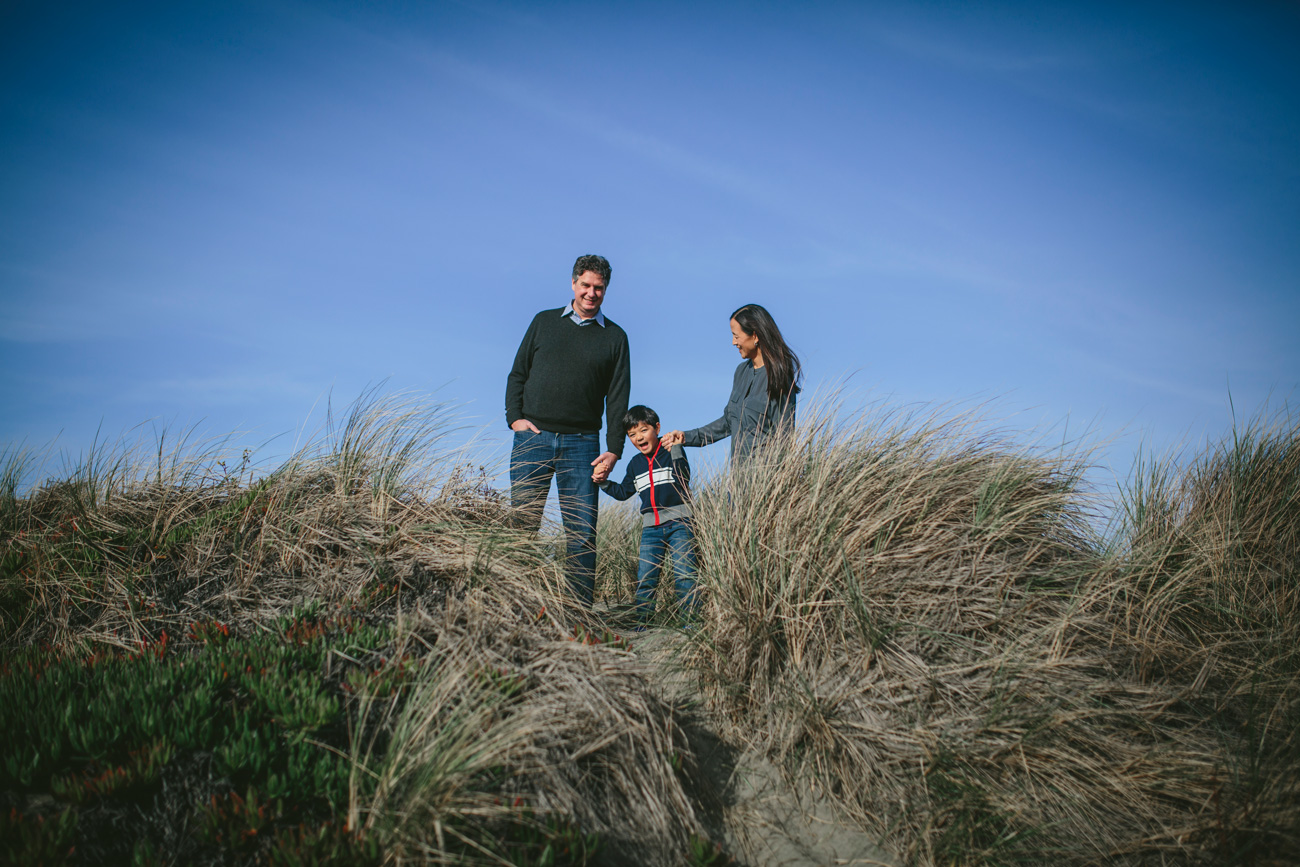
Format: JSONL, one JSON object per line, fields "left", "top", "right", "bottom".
{"left": 635, "top": 518, "right": 698, "bottom": 619}
{"left": 510, "top": 430, "right": 599, "bottom": 604}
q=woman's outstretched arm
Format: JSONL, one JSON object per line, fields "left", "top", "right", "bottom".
{"left": 677, "top": 415, "right": 730, "bottom": 448}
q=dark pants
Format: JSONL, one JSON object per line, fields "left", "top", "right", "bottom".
{"left": 509, "top": 430, "right": 599, "bottom": 604}
{"left": 635, "top": 518, "right": 698, "bottom": 619}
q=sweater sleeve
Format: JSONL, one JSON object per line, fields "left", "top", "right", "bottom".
{"left": 669, "top": 444, "right": 691, "bottom": 496}
{"left": 681, "top": 362, "right": 745, "bottom": 447}
{"left": 603, "top": 329, "right": 631, "bottom": 458}
{"left": 504, "top": 314, "right": 540, "bottom": 428}
{"left": 599, "top": 460, "right": 637, "bottom": 501}
{"left": 681, "top": 414, "right": 730, "bottom": 448}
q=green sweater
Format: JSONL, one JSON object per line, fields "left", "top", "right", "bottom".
{"left": 505, "top": 308, "right": 631, "bottom": 457}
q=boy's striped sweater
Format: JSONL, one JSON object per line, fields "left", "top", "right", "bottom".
{"left": 599, "top": 442, "right": 692, "bottom": 527}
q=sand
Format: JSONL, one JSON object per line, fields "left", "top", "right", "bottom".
{"left": 629, "top": 624, "right": 900, "bottom": 867}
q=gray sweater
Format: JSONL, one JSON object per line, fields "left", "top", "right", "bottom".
{"left": 681, "top": 361, "right": 797, "bottom": 460}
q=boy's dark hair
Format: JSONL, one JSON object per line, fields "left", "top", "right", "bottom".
{"left": 622, "top": 404, "right": 659, "bottom": 431}
{"left": 572, "top": 254, "right": 612, "bottom": 284}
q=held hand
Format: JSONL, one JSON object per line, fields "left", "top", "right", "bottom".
{"left": 591, "top": 451, "right": 617, "bottom": 483}
{"left": 661, "top": 430, "right": 685, "bottom": 448}
{"left": 510, "top": 419, "right": 541, "bottom": 433}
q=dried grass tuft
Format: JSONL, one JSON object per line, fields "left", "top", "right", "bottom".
{"left": 682, "top": 398, "right": 1300, "bottom": 865}
{"left": 6, "top": 389, "right": 1296, "bottom": 865}
{"left": 1, "top": 389, "right": 706, "bottom": 864}
{"left": 1, "top": 390, "right": 571, "bottom": 649}
{"left": 360, "top": 596, "right": 698, "bottom": 864}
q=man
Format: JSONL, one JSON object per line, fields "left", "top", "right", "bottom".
{"left": 505, "top": 254, "right": 630, "bottom": 604}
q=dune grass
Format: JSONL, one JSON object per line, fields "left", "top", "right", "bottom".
{"left": 594, "top": 501, "right": 642, "bottom": 607}
{"left": 0, "top": 391, "right": 702, "bottom": 865}
{"left": 2, "top": 389, "right": 1296, "bottom": 865}
{"left": 679, "top": 400, "right": 1298, "bottom": 865}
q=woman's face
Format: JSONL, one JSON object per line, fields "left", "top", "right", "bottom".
{"left": 730, "top": 318, "right": 761, "bottom": 362}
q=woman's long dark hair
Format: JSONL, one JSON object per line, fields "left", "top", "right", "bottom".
{"left": 731, "top": 303, "right": 802, "bottom": 402}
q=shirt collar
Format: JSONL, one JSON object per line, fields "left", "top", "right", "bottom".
{"left": 561, "top": 303, "right": 605, "bottom": 327}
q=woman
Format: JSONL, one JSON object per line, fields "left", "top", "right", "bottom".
{"left": 661, "top": 303, "right": 801, "bottom": 460}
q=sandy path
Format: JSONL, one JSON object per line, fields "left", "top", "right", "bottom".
{"left": 628, "top": 625, "right": 900, "bottom": 867}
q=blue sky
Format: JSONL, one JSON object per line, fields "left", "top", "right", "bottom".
{"left": 2, "top": 1, "right": 1297, "bottom": 500}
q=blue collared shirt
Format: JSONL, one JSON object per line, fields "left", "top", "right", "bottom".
{"left": 562, "top": 303, "right": 605, "bottom": 327}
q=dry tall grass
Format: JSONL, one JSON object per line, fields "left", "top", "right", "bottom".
{"left": 1, "top": 391, "right": 705, "bottom": 864}
{"left": 595, "top": 501, "right": 642, "bottom": 605}
{"left": 3, "top": 390, "right": 576, "bottom": 647}
{"left": 681, "top": 400, "right": 1299, "bottom": 865}
{"left": 1105, "top": 406, "right": 1300, "bottom": 863}
{"left": 357, "top": 598, "right": 697, "bottom": 864}
{"left": 6, "top": 390, "right": 1296, "bottom": 865}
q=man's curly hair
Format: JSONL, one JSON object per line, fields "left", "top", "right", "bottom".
{"left": 571, "top": 254, "right": 612, "bottom": 284}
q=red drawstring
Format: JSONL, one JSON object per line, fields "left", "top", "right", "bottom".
{"left": 648, "top": 440, "right": 661, "bottom": 525}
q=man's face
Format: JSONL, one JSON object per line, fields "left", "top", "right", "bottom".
{"left": 571, "top": 270, "right": 608, "bottom": 319}
{"left": 627, "top": 421, "right": 660, "bottom": 456}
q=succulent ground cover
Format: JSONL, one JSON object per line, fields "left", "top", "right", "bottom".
{"left": 3, "top": 610, "right": 386, "bottom": 865}
{"left": 2, "top": 390, "right": 1297, "bottom": 866}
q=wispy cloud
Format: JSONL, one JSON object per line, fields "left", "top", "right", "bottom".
{"left": 121, "top": 372, "right": 321, "bottom": 407}
{"left": 869, "top": 18, "right": 1178, "bottom": 130}
{"left": 1065, "top": 346, "right": 1226, "bottom": 410}
{"left": 441, "top": 0, "right": 549, "bottom": 33}
{"left": 868, "top": 13, "right": 1298, "bottom": 179}
{"left": 875, "top": 27, "right": 1096, "bottom": 75}
{"left": 418, "top": 48, "right": 787, "bottom": 214}
{"left": 279, "top": 3, "right": 806, "bottom": 228}
{"left": 0, "top": 262, "right": 203, "bottom": 344}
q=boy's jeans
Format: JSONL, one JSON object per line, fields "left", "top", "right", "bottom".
{"left": 510, "top": 430, "right": 599, "bottom": 605}
{"left": 635, "top": 518, "right": 698, "bottom": 618}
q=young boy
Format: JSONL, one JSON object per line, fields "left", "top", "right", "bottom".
{"left": 595, "top": 405, "right": 698, "bottom": 624}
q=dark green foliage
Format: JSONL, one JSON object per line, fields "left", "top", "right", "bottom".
{"left": 0, "top": 608, "right": 617, "bottom": 866}
{"left": 477, "top": 805, "right": 601, "bottom": 867}
{"left": 198, "top": 788, "right": 381, "bottom": 866}
{"left": 0, "top": 612, "right": 388, "bottom": 864}
{"left": 2, "top": 806, "right": 78, "bottom": 865}
{"left": 685, "top": 832, "right": 734, "bottom": 866}
{"left": 50, "top": 738, "right": 174, "bottom": 805}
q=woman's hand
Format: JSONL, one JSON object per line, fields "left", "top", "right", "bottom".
{"left": 660, "top": 430, "right": 684, "bottom": 448}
